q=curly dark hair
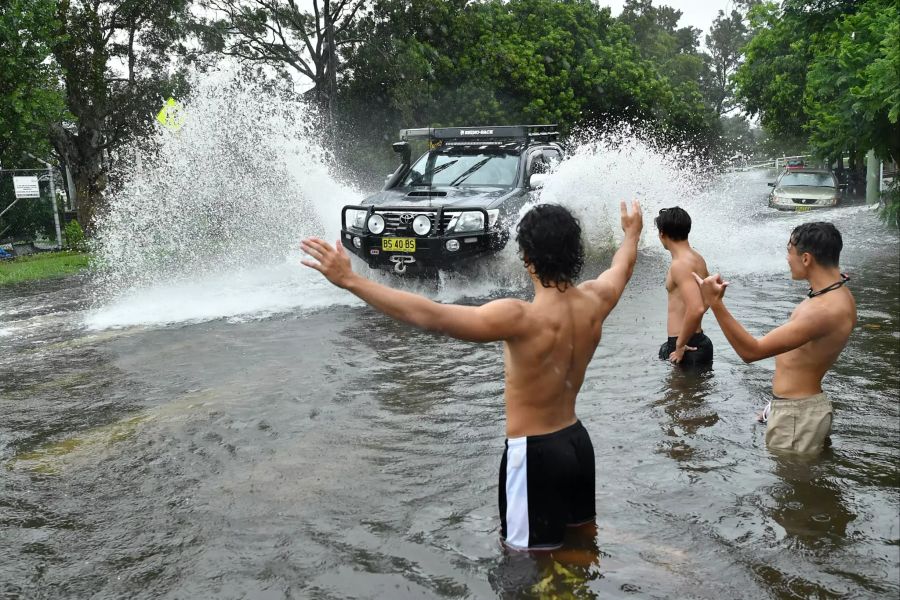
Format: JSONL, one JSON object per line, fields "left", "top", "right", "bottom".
{"left": 516, "top": 204, "right": 584, "bottom": 289}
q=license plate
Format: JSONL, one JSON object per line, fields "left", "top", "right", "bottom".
{"left": 382, "top": 238, "right": 416, "bottom": 252}
{"left": 795, "top": 206, "right": 811, "bottom": 212}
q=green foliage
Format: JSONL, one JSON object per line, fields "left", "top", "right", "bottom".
{"left": 63, "top": 219, "right": 86, "bottom": 251}
{"left": 0, "top": 250, "right": 90, "bottom": 286}
{"left": 337, "top": 0, "right": 720, "bottom": 181}
{"left": 619, "top": 0, "right": 702, "bottom": 88}
{"left": 50, "top": 0, "right": 193, "bottom": 231}
{"left": 196, "top": 0, "right": 367, "bottom": 108}
{"left": 879, "top": 180, "right": 899, "bottom": 229}
{"left": 804, "top": 0, "right": 900, "bottom": 163}
{"left": 0, "top": 0, "right": 66, "bottom": 165}
{"left": 734, "top": 1, "right": 812, "bottom": 139}
{"left": 736, "top": 0, "right": 899, "bottom": 163}
{"left": 700, "top": 9, "right": 749, "bottom": 115}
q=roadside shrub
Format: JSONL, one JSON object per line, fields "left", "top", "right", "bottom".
{"left": 879, "top": 180, "right": 899, "bottom": 229}
{"left": 64, "top": 219, "right": 87, "bottom": 251}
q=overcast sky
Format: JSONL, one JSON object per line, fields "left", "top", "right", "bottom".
{"left": 599, "top": 0, "right": 744, "bottom": 41}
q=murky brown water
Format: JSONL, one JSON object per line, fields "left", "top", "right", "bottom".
{"left": 1, "top": 174, "right": 898, "bottom": 599}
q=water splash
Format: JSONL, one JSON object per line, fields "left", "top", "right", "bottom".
{"left": 87, "top": 82, "right": 818, "bottom": 330}
{"left": 541, "top": 126, "right": 826, "bottom": 275}
{"left": 87, "top": 69, "right": 361, "bottom": 328}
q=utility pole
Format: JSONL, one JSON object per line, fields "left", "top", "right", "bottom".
{"left": 27, "top": 153, "right": 63, "bottom": 249}
{"left": 865, "top": 149, "right": 880, "bottom": 205}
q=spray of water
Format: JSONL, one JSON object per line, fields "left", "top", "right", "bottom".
{"left": 86, "top": 75, "right": 832, "bottom": 330}
{"left": 87, "top": 69, "right": 362, "bottom": 328}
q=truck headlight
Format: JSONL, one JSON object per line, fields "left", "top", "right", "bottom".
{"left": 453, "top": 211, "right": 485, "bottom": 233}
{"left": 345, "top": 209, "right": 366, "bottom": 230}
{"left": 412, "top": 214, "right": 431, "bottom": 235}
{"left": 367, "top": 214, "right": 385, "bottom": 234}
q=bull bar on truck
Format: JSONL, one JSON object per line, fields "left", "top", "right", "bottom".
{"left": 340, "top": 205, "right": 494, "bottom": 274}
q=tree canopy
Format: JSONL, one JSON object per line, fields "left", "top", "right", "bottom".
{"left": 50, "top": 0, "right": 192, "bottom": 231}
{"left": 735, "top": 0, "right": 899, "bottom": 163}
{"left": 0, "top": 0, "right": 66, "bottom": 166}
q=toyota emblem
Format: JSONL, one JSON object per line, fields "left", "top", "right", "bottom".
{"left": 399, "top": 213, "right": 414, "bottom": 224}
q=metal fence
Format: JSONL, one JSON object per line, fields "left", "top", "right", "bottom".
{"left": 0, "top": 163, "right": 66, "bottom": 250}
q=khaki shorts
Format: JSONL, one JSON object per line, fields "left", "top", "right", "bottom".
{"left": 764, "top": 393, "right": 833, "bottom": 454}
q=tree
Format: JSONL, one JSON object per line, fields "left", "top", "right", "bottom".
{"left": 0, "top": 0, "right": 66, "bottom": 165}
{"left": 338, "top": 0, "right": 718, "bottom": 154}
{"left": 50, "top": 0, "right": 191, "bottom": 233}
{"left": 618, "top": 0, "right": 705, "bottom": 88}
{"left": 804, "top": 0, "right": 900, "bottom": 163}
{"left": 0, "top": 0, "right": 67, "bottom": 241}
{"left": 198, "top": 0, "right": 367, "bottom": 116}
{"left": 733, "top": 2, "right": 812, "bottom": 140}
{"left": 736, "top": 0, "right": 899, "bottom": 166}
{"left": 700, "top": 9, "right": 748, "bottom": 116}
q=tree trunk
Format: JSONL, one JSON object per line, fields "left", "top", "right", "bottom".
{"left": 50, "top": 123, "right": 106, "bottom": 236}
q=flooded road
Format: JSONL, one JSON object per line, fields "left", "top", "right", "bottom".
{"left": 1, "top": 171, "right": 898, "bottom": 599}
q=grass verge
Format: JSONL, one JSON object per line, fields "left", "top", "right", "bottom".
{"left": 0, "top": 251, "right": 91, "bottom": 286}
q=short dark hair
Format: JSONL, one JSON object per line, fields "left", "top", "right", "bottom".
{"left": 516, "top": 204, "right": 584, "bottom": 289}
{"left": 790, "top": 222, "right": 842, "bottom": 267}
{"left": 654, "top": 206, "right": 691, "bottom": 241}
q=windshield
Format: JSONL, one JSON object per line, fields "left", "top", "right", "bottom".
{"left": 401, "top": 152, "right": 519, "bottom": 187}
{"left": 779, "top": 172, "right": 835, "bottom": 187}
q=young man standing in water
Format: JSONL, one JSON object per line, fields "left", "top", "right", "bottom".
{"left": 694, "top": 222, "right": 856, "bottom": 454}
{"left": 655, "top": 207, "right": 712, "bottom": 366}
{"left": 301, "top": 201, "right": 643, "bottom": 550}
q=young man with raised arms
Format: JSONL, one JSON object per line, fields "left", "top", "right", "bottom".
{"left": 301, "top": 201, "right": 643, "bottom": 550}
{"left": 655, "top": 207, "right": 713, "bottom": 366}
{"left": 694, "top": 222, "right": 856, "bottom": 454}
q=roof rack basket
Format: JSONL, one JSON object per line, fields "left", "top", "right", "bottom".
{"left": 399, "top": 125, "right": 558, "bottom": 144}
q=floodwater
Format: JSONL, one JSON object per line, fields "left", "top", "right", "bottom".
{"left": 1, "top": 171, "right": 898, "bottom": 599}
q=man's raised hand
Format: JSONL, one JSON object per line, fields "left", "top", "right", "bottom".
{"left": 620, "top": 200, "right": 643, "bottom": 237}
{"left": 301, "top": 237, "right": 355, "bottom": 289}
{"left": 693, "top": 272, "right": 729, "bottom": 307}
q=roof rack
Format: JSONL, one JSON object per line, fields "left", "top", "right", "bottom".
{"left": 399, "top": 125, "right": 558, "bottom": 144}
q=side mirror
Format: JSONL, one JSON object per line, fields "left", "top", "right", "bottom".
{"left": 767, "top": 182, "right": 775, "bottom": 187}
{"left": 529, "top": 173, "right": 548, "bottom": 190}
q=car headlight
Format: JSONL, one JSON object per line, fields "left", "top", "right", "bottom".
{"left": 412, "top": 214, "right": 431, "bottom": 236}
{"left": 346, "top": 209, "right": 366, "bottom": 230}
{"left": 453, "top": 211, "right": 485, "bottom": 233}
{"left": 367, "top": 214, "right": 385, "bottom": 234}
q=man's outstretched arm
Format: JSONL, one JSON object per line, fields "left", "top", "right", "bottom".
{"left": 693, "top": 273, "right": 827, "bottom": 362}
{"left": 579, "top": 200, "right": 643, "bottom": 318}
{"left": 301, "top": 237, "right": 526, "bottom": 343}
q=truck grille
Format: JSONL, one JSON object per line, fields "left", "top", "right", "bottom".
{"left": 375, "top": 211, "right": 446, "bottom": 236}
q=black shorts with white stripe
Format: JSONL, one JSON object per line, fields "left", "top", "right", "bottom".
{"left": 498, "top": 420, "right": 596, "bottom": 550}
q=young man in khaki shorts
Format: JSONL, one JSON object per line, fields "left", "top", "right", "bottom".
{"left": 693, "top": 222, "right": 856, "bottom": 454}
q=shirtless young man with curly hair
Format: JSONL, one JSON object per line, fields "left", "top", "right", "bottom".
{"left": 301, "top": 201, "right": 643, "bottom": 550}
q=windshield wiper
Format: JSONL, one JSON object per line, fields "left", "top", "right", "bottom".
{"left": 409, "top": 160, "right": 458, "bottom": 186}
{"left": 448, "top": 157, "right": 492, "bottom": 187}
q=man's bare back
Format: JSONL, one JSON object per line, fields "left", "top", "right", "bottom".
{"left": 665, "top": 250, "right": 709, "bottom": 337}
{"left": 502, "top": 286, "right": 604, "bottom": 437}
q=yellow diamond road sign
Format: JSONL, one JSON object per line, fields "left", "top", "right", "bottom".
{"left": 156, "top": 97, "right": 186, "bottom": 132}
